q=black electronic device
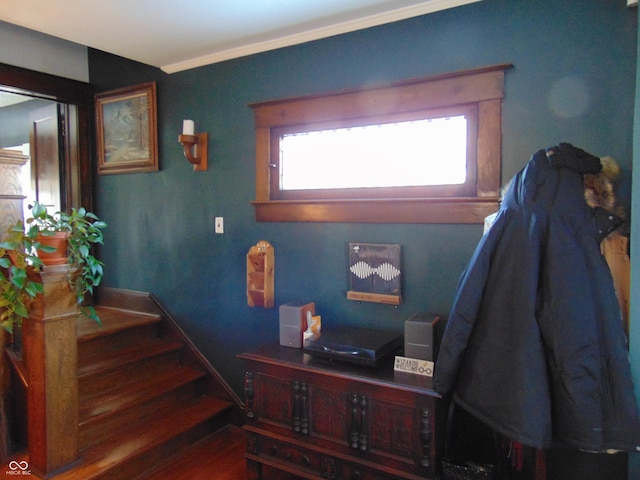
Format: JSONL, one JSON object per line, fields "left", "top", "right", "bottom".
{"left": 303, "top": 327, "right": 402, "bottom": 367}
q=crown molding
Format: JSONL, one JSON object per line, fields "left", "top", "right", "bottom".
{"left": 161, "top": 0, "right": 481, "bottom": 73}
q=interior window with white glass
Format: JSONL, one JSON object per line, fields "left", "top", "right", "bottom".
{"left": 279, "top": 115, "right": 468, "bottom": 191}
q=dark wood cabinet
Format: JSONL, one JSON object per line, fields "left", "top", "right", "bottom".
{"left": 239, "top": 343, "right": 447, "bottom": 479}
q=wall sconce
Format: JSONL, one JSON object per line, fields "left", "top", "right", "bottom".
{"left": 178, "top": 119, "right": 208, "bottom": 171}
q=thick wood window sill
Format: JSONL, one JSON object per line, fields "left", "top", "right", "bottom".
{"left": 253, "top": 198, "right": 499, "bottom": 224}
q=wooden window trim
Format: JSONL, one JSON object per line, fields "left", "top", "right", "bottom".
{"left": 250, "top": 64, "right": 511, "bottom": 224}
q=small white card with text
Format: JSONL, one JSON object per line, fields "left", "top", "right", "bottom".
{"left": 394, "top": 356, "right": 434, "bottom": 377}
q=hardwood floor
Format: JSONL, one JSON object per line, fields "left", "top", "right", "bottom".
{"left": 1, "top": 425, "right": 309, "bottom": 479}
{"left": 0, "top": 426, "right": 250, "bottom": 480}
{"left": 136, "top": 425, "right": 247, "bottom": 479}
{"left": 139, "top": 426, "right": 298, "bottom": 480}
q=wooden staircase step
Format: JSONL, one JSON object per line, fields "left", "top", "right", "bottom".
{"left": 78, "top": 340, "right": 185, "bottom": 397}
{"left": 79, "top": 367, "right": 209, "bottom": 450}
{"left": 78, "top": 334, "right": 179, "bottom": 369}
{"left": 78, "top": 339, "right": 184, "bottom": 377}
{"left": 78, "top": 306, "right": 162, "bottom": 340}
{"left": 77, "top": 307, "right": 163, "bottom": 358}
{"left": 80, "top": 365, "right": 206, "bottom": 422}
{"left": 53, "top": 396, "right": 233, "bottom": 480}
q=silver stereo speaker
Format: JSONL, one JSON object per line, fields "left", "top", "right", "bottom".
{"left": 404, "top": 313, "right": 441, "bottom": 361}
{"left": 279, "top": 301, "right": 315, "bottom": 348}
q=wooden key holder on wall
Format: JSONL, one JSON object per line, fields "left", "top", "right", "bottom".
{"left": 247, "top": 240, "right": 274, "bottom": 308}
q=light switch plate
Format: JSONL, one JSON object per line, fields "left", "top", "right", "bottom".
{"left": 215, "top": 217, "right": 224, "bottom": 234}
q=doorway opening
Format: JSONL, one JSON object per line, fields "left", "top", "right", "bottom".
{"left": 0, "top": 62, "right": 95, "bottom": 219}
{"left": 0, "top": 91, "right": 64, "bottom": 219}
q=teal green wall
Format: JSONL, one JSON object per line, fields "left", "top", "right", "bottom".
{"left": 630, "top": 1, "right": 640, "bottom": 476}
{"left": 89, "top": 0, "right": 637, "bottom": 417}
{"left": 0, "top": 99, "right": 52, "bottom": 148}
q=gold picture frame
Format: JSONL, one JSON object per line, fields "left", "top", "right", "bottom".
{"left": 96, "top": 81, "right": 158, "bottom": 174}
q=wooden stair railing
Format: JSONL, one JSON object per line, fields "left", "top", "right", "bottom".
{"left": 21, "top": 264, "right": 80, "bottom": 475}
{"left": 93, "top": 286, "right": 244, "bottom": 425}
{"left": 5, "top": 285, "right": 244, "bottom": 479}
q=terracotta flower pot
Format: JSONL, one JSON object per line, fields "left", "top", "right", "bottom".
{"left": 37, "top": 232, "right": 69, "bottom": 266}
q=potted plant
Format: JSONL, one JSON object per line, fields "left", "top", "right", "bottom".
{"left": 0, "top": 202, "right": 107, "bottom": 332}
{"left": 26, "top": 202, "right": 71, "bottom": 266}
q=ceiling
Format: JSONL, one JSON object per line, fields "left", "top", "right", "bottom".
{"left": 0, "top": 92, "right": 33, "bottom": 108}
{"left": 0, "top": 0, "right": 479, "bottom": 74}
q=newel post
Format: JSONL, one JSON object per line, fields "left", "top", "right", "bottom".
{"left": 21, "top": 264, "right": 79, "bottom": 475}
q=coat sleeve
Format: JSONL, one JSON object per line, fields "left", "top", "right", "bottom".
{"left": 433, "top": 215, "right": 506, "bottom": 395}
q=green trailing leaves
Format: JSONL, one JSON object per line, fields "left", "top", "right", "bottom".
{"left": 0, "top": 202, "right": 107, "bottom": 332}
{"left": 0, "top": 219, "right": 43, "bottom": 332}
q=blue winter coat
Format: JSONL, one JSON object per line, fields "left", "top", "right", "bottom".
{"left": 434, "top": 144, "right": 640, "bottom": 452}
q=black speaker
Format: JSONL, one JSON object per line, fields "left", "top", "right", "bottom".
{"left": 404, "top": 313, "right": 441, "bottom": 361}
{"left": 279, "top": 301, "right": 315, "bottom": 348}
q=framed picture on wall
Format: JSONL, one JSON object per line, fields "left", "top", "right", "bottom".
{"left": 347, "top": 243, "right": 402, "bottom": 305}
{"left": 95, "top": 81, "right": 158, "bottom": 174}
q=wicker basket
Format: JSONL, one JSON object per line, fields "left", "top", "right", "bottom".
{"left": 441, "top": 458, "right": 497, "bottom": 480}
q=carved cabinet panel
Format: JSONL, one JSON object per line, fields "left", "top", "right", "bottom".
{"left": 240, "top": 343, "right": 446, "bottom": 480}
{"left": 0, "top": 149, "right": 28, "bottom": 242}
{"left": 254, "top": 373, "right": 292, "bottom": 428}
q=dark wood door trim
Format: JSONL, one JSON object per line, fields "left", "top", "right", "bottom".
{"left": 0, "top": 63, "right": 95, "bottom": 212}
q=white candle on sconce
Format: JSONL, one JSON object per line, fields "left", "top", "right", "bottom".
{"left": 178, "top": 118, "right": 207, "bottom": 171}
{"left": 182, "top": 119, "right": 195, "bottom": 136}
